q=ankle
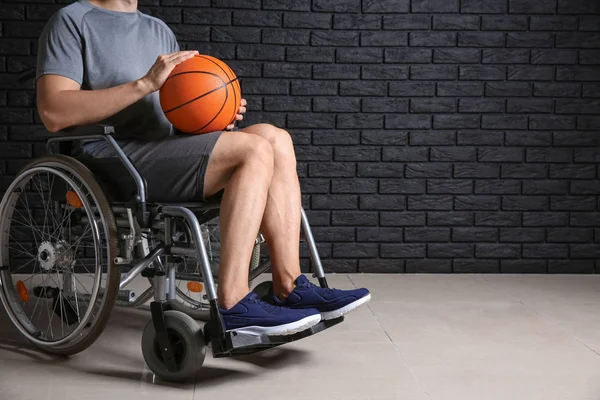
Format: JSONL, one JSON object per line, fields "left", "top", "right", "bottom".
{"left": 218, "top": 288, "right": 250, "bottom": 310}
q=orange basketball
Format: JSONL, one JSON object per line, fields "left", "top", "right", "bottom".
{"left": 160, "top": 54, "right": 241, "bottom": 134}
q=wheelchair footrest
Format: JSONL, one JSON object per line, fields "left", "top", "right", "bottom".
{"left": 211, "top": 316, "right": 344, "bottom": 358}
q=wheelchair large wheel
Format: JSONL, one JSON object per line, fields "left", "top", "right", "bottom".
{"left": 0, "top": 155, "right": 119, "bottom": 356}
{"left": 141, "top": 310, "right": 205, "bottom": 382}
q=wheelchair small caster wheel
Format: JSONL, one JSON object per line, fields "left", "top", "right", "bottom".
{"left": 252, "top": 280, "right": 274, "bottom": 302}
{"left": 141, "top": 310, "right": 206, "bottom": 382}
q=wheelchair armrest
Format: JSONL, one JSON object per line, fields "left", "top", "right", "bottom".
{"left": 59, "top": 125, "right": 115, "bottom": 137}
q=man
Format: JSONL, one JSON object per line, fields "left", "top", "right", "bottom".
{"left": 36, "top": 0, "right": 371, "bottom": 336}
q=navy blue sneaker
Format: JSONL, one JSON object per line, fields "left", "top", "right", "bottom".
{"left": 272, "top": 275, "right": 371, "bottom": 320}
{"left": 220, "top": 292, "right": 321, "bottom": 336}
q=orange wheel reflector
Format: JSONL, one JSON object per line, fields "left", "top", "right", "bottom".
{"left": 187, "top": 282, "right": 203, "bottom": 293}
{"left": 66, "top": 190, "right": 83, "bottom": 209}
{"left": 16, "top": 281, "right": 28, "bottom": 302}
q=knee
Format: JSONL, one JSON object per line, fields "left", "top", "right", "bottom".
{"left": 261, "top": 124, "right": 296, "bottom": 166}
{"left": 242, "top": 134, "right": 274, "bottom": 173}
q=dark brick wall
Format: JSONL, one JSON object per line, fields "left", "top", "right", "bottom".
{"left": 1, "top": 0, "right": 600, "bottom": 273}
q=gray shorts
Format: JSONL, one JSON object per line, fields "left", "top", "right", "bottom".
{"left": 82, "top": 131, "right": 224, "bottom": 203}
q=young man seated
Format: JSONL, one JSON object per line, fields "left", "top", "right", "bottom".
{"left": 36, "top": 0, "right": 371, "bottom": 335}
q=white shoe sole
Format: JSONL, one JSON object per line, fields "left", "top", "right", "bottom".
{"left": 320, "top": 293, "right": 372, "bottom": 320}
{"left": 228, "top": 314, "right": 322, "bottom": 336}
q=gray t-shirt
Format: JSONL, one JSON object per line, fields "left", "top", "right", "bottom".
{"left": 36, "top": 0, "right": 179, "bottom": 140}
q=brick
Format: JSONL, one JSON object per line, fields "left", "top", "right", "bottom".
{"left": 361, "top": 31, "right": 407, "bottom": 47}
{"left": 571, "top": 213, "right": 600, "bottom": 227}
{"left": 331, "top": 211, "right": 378, "bottom": 226}
{"left": 300, "top": 178, "right": 330, "bottom": 193}
{"left": 482, "top": 49, "right": 529, "bottom": 64}
{"left": 8, "top": 91, "right": 34, "bottom": 107}
{"left": 0, "top": 39, "right": 31, "bottom": 55}
{"left": 405, "top": 228, "right": 450, "bottom": 242}
{"left": 309, "top": 163, "right": 355, "bottom": 177}
{"left": 455, "top": 260, "right": 499, "bottom": 273}
{"left": 338, "top": 114, "right": 384, "bottom": 129}
{"left": 459, "top": 32, "right": 504, "bottom": 47}
{"left": 227, "top": 61, "right": 262, "bottom": 77}
{"left": 478, "top": 148, "right": 523, "bottom": 162}
{"left": 481, "top": 16, "right": 528, "bottom": 30}
{"left": 551, "top": 196, "right": 597, "bottom": 211}
{"left": 427, "top": 179, "right": 473, "bottom": 193}
{"left": 385, "top": 48, "right": 432, "bottom": 63}
{"left": 434, "top": 115, "right": 479, "bottom": 129}
{"left": 311, "top": 227, "right": 354, "bottom": 242}
{"left": 482, "top": 115, "right": 527, "bottom": 130}
{"left": 523, "top": 180, "right": 569, "bottom": 195}
{"left": 579, "top": 16, "right": 600, "bottom": 31}
{"left": 334, "top": 14, "right": 381, "bottom": 30}
{"left": 430, "top": 147, "right": 476, "bottom": 162}
{"left": 263, "top": 63, "right": 311, "bottom": 78}
{"left": 428, "top": 212, "right": 473, "bottom": 226}
{"left": 288, "top": 113, "right": 335, "bottom": 128}
{"left": 314, "top": 130, "right": 360, "bottom": 145}
{"left": 527, "top": 148, "right": 573, "bottom": 163}
{"left": 287, "top": 47, "right": 334, "bottom": 62}
{"left": 557, "top": 67, "right": 600, "bottom": 81}
{"left": 486, "top": 82, "right": 531, "bottom": 97}
{"left": 290, "top": 130, "right": 311, "bottom": 145}
{"left": 359, "top": 260, "right": 405, "bottom": 273}
{"left": 508, "top": 65, "right": 553, "bottom": 81}
{"left": 363, "top": 0, "right": 410, "bottom": 13}
{"left": 311, "top": 194, "right": 357, "bottom": 209}
{"left": 330, "top": 148, "right": 378, "bottom": 164}
{"left": 455, "top": 195, "right": 500, "bottom": 211}
{"left": 284, "top": 12, "right": 331, "bottom": 28}
{"left": 548, "top": 228, "right": 594, "bottom": 243}
{"left": 0, "top": 5, "right": 24, "bottom": 20}
{"left": 509, "top": 99, "right": 553, "bottom": 114}
{"left": 510, "top": 0, "right": 555, "bottom": 13}
{"left": 437, "top": 82, "right": 483, "bottom": 97}
{"left": 314, "top": 97, "right": 360, "bottom": 113}
{"left": 475, "top": 212, "right": 521, "bottom": 227}
{"left": 362, "top": 65, "right": 409, "bottom": 80}
{"left": 462, "top": 0, "right": 507, "bottom": 12}
{"left": 213, "top": 0, "right": 259, "bottom": 7}
{"left": 336, "top": 48, "right": 383, "bottom": 63}
{"left": 332, "top": 178, "right": 377, "bottom": 193}
{"left": 460, "top": 65, "right": 505, "bottom": 81}
{"left": 295, "top": 147, "right": 332, "bottom": 162}
{"left": 522, "top": 213, "right": 568, "bottom": 227}
{"left": 264, "top": 96, "right": 310, "bottom": 111}
{"left": 433, "top": 15, "right": 479, "bottom": 30}
{"left": 379, "top": 179, "right": 426, "bottom": 194}
{"left": 554, "top": 132, "right": 600, "bottom": 147}
{"left": 580, "top": 51, "right": 600, "bottom": 65}
{"left": 386, "top": 114, "right": 431, "bottom": 129}
{"left": 501, "top": 164, "right": 546, "bottom": 179}
{"left": 407, "top": 260, "right": 452, "bottom": 273}
{"left": 160, "top": 0, "right": 205, "bottom": 5}
{"left": 532, "top": 50, "right": 577, "bottom": 65}
{"left": 0, "top": 108, "right": 31, "bottom": 123}
{"left": 262, "top": 29, "right": 310, "bottom": 45}
{"left": 548, "top": 261, "right": 594, "bottom": 274}
{"left": 313, "top": 64, "right": 360, "bottom": 80}
{"left": 458, "top": 130, "right": 504, "bottom": 145}
{"left": 502, "top": 196, "right": 548, "bottom": 211}
{"left": 506, "top": 131, "right": 552, "bottom": 146}
{"left": 405, "top": 164, "right": 452, "bottom": 178}
{"left": 389, "top": 82, "right": 435, "bottom": 97}
{"left": 321, "top": 259, "right": 357, "bottom": 273}
{"left": 453, "top": 228, "right": 497, "bottom": 242}
{"left": 4, "top": 22, "right": 45, "bottom": 38}
{"left": 407, "top": 195, "right": 453, "bottom": 210}
{"left": 534, "top": 83, "right": 579, "bottom": 97}
{"left": 530, "top": 16, "right": 577, "bottom": 31}
{"left": 502, "top": 260, "right": 547, "bottom": 273}
{"left": 410, "top": 32, "right": 456, "bottom": 47}
{"left": 381, "top": 212, "right": 426, "bottom": 226}
{"left": 237, "top": 44, "right": 284, "bottom": 60}
{"left": 549, "top": 165, "right": 596, "bottom": 179}
{"left": 557, "top": 99, "right": 600, "bottom": 115}
{"left": 243, "top": 112, "right": 286, "bottom": 127}
{"left": 343, "top": 79, "right": 394, "bottom": 95}
{"left": 312, "top": 0, "right": 359, "bottom": 12}
{"left": 476, "top": 244, "right": 520, "bottom": 258}
{"left": 531, "top": 116, "right": 576, "bottom": 131}
{"left": 475, "top": 180, "right": 521, "bottom": 194}
{"left": 313, "top": 31, "right": 359, "bottom": 46}
{"left": 362, "top": 98, "right": 408, "bottom": 113}
{"left": 571, "top": 181, "right": 600, "bottom": 195}
{"left": 578, "top": 117, "right": 600, "bottom": 131}
{"left": 362, "top": 130, "right": 408, "bottom": 145}
{"left": 333, "top": 243, "right": 378, "bottom": 258}
{"left": 212, "top": 26, "right": 260, "bottom": 43}
{"left": 382, "top": 147, "right": 428, "bottom": 162}
{"left": 460, "top": 98, "right": 505, "bottom": 113}
{"left": 183, "top": 9, "right": 230, "bottom": 24}
{"left": 433, "top": 49, "right": 480, "bottom": 64}
{"left": 291, "top": 81, "right": 336, "bottom": 95}
{"left": 357, "top": 163, "right": 404, "bottom": 178}
{"left": 412, "top": 0, "right": 458, "bottom": 12}
{"left": 455, "top": 163, "right": 499, "bottom": 178}
{"left": 411, "top": 98, "right": 456, "bottom": 113}
{"left": 380, "top": 244, "right": 425, "bottom": 258}
{"left": 357, "top": 227, "right": 403, "bottom": 242}
{"left": 0, "top": 142, "right": 31, "bottom": 158}
{"left": 359, "top": 195, "right": 405, "bottom": 210}
{"left": 429, "top": 244, "right": 473, "bottom": 258}
{"left": 524, "top": 244, "right": 569, "bottom": 259}
{"left": 263, "top": 0, "right": 310, "bottom": 10}
{"left": 409, "top": 131, "right": 455, "bottom": 145}
{"left": 557, "top": 33, "right": 600, "bottom": 49}
{"left": 507, "top": 32, "right": 553, "bottom": 48}
{"left": 383, "top": 15, "right": 430, "bottom": 30}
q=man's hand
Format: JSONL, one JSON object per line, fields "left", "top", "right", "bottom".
{"left": 138, "top": 51, "right": 198, "bottom": 94}
{"left": 227, "top": 98, "right": 247, "bottom": 130}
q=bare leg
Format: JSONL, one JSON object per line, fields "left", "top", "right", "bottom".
{"left": 203, "top": 131, "right": 274, "bottom": 309}
{"left": 239, "top": 124, "right": 302, "bottom": 298}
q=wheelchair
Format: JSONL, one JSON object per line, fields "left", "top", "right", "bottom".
{"left": 0, "top": 69, "right": 342, "bottom": 382}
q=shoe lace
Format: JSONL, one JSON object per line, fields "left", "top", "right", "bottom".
{"left": 301, "top": 279, "right": 338, "bottom": 295}
{"left": 247, "top": 294, "right": 284, "bottom": 315}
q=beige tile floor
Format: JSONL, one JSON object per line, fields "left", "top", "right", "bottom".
{"left": 1, "top": 274, "right": 600, "bottom": 400}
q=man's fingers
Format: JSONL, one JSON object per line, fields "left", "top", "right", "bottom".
{"left": 240, "top": 98, "right": 247, "bottom": 107}
{"left": 238, "top": 106, "right": 247, "bottom": 114}
{"left": 235, "top": 114, "right": 243, "bottom": 121}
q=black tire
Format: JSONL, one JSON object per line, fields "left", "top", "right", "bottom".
{"left": 141, "top": 310, "right": 206, "bottom": 382}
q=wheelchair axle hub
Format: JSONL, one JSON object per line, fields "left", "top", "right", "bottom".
{"left": 37, "top": 241, "right": 74, "bottom": 271}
